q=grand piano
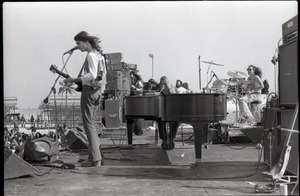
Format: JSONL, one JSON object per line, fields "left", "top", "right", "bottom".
{"left": 125, "top": 93, "right": 227, "bottom": 162}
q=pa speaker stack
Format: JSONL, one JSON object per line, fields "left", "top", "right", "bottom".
{"left": 278, "top": 15, "right": 298, "bottom": 175}
{"left": 279, "top": 15, "right": 298, "bottom": 108}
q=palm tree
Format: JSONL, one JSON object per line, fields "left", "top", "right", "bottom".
{"left": 58, "top": 80, "right": 76, "bottom": 125}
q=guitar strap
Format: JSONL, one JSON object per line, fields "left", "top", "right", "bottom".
{"left": 78, "top": 58, "right": 87, "bottom": 77}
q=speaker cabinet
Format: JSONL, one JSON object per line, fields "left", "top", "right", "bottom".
{"left": 282, "top": 15, "right": 298, "bottom": 44}
{"left": 23, "top": 136, "right": 59, "bottom": 161}
{"left": 278, "top": 33, "right": 298, "bottom": 108}
{"left": 279, "top": 109, "right": 298, "bottom": 175}
{"left": 103, "top": 99, "right": 120, "bottom": 128}
{"left": 63, "top": 129, "right": 89, "bottom": 149}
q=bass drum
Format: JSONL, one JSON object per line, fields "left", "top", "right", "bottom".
{"left": 220, "top": 98, "right": 239, "bottom": 125}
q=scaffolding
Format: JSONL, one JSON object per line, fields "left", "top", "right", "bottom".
{"left": 38, "top": 95, "right": 102, "bottom": 129}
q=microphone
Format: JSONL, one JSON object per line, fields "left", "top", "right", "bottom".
{"left": 212, "top": 71, "right": 218, "bottom": 79}
{"left": 63, "top": 46, "right": 79, "bottom": 55}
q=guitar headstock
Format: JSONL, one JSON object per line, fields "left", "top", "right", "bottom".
{"left": 50, "top": 64, "right": 58, "bottom": 74}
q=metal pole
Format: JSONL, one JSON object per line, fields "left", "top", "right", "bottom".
{"left": 152, "top": 57, "right": 154, "bottom": 78}
{"left": 198, "top": 55, "right": 201, "bottom": 91}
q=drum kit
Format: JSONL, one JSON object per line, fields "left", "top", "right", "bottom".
{"left": 210, "top": 70, "right": 248, "bottom": 125}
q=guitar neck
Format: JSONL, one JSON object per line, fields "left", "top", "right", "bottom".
{"left": 56, "top": 70, "right": 69, "bottom": 78}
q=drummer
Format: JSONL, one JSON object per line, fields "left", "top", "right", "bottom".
{"left": 238, "top": 65, "right": 264, "bottom": 124}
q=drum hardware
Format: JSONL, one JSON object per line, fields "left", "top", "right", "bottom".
{"left": 201, "top": 60, "right": 225, "bottom": 86}
{"left": 210, "top": 79, "right": 228, "bottom": 94}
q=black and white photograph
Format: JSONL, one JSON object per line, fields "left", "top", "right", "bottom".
{"left": 3, "top": 1, "right": 298, "bottom": 195}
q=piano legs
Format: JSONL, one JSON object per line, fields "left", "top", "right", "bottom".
{"left": 127, "top": 119, "right": 208, "bottom": 161}
{"left": 157, "top": 121, "right": 179, "bottom": 150}
{"left": 126, "top": 119, "right": 134, "bottom": 145}
{"left": 190, "top": 122, "right": 209, "bottom": 160}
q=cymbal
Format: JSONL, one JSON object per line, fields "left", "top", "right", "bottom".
{"left": 227, "top": 70, "right": 247, "bottom": 78}
{"left": 201, "top": 61, "right": 225, "bottom": 66}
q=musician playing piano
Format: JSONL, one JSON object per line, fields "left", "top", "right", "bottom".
{"left": 238, "top": 65, "right": 264, "bottom": 125}
{"left": 129, "top": 70, "right": 144, "bottom": 135}
{"left": 156, "top": 76, "right": 181, "bottom": 149}
{"left": 130, "top": 70, "right": 144, "bottom": 96}
{"left": 175, "top": 79, "right": 189, "bottom": 94}
{"left": 157, "top": 76, "right": 171, "bottom": 94}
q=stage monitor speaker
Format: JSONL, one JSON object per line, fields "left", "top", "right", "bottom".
{"left": 23, "top": 136, "right": 59, "bottom": 162}
{"left": 63, "top": 129, "right": 89, "bottom": 149}
{"left": 4, "top": 152, "right": 38, "bottom": 180}
{"left": 278, "top": 38, "right": 298, "bottom": 108}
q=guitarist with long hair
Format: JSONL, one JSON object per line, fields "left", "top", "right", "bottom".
{"left": 63, "top": 31, "right": 106, "bottom": 167}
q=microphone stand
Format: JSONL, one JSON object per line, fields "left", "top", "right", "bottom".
{"left": 43, "top": 51, "right": 74, "bottom": 161}
{"left": 204, "top": 72, "right": 216, "bottom": 93}
{"left": 206, "top": 63, "right": 212, "bottom": 86}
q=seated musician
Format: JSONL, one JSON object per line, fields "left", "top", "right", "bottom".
{"left": 130, "top": 70, "right": 144, "bottom": 96}
{"left": 156, "top": 76, "right": 180, "bottom": 149}
{"left": 157, "top": 76, "right": 171, "bottom": 94}
{"left": 237, "top": 65, "right": 264, "bottom": 125}
{"left": 129, "top": 70, "right": 144, "bottom": 135}
{"left": 175, "top": 79, "right": 189, "bottom": 94}
{"left": 148, "top": 78, "right": 160, "bottom": 91}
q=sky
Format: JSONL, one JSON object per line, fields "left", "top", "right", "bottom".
{"left": 3, "top": 1, "right": 298, "bottom": 109}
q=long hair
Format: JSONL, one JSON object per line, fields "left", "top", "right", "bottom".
{"left": 130, "top": 70, "right": 143, "bottom": 82}
{"left": 74, "top": 31, "right": 102, "bottom": 52}
{"left": 253, "top": 66, "right": 262, "bottom": 78}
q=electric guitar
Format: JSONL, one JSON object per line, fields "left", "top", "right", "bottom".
{"left": 49, "top": 64, "right": 83, "bottom": 92}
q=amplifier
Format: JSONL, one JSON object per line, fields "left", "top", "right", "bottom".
{"left": 104, "top": 52, "right": 122, "bottom": 60}
{"left": 106, "top": 58, "right": 122, "bottom": 65}
{"left": 111, "top": 63, "right": 137, "bottom": 71}
{"left": 282, "top": 15, "right": 298, "bottom": 44}
{"left": 103, "top": 99, "right": 120, "bottom": 128}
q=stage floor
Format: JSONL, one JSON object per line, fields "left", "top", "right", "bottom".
{"left": 4, "top": 127, "right": 297, "bottom": 196}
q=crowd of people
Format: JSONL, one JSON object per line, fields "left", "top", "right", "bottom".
{"left": 3, "top": 124, "right": 67, "bottom": 159}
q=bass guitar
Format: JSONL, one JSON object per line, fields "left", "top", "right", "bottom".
{"left": 50, "top": 64, "right": 83, "bottom": 92}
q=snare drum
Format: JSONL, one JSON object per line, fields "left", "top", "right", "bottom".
{"left": 211, "top": 79, "right": 228, "bottom": 93}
